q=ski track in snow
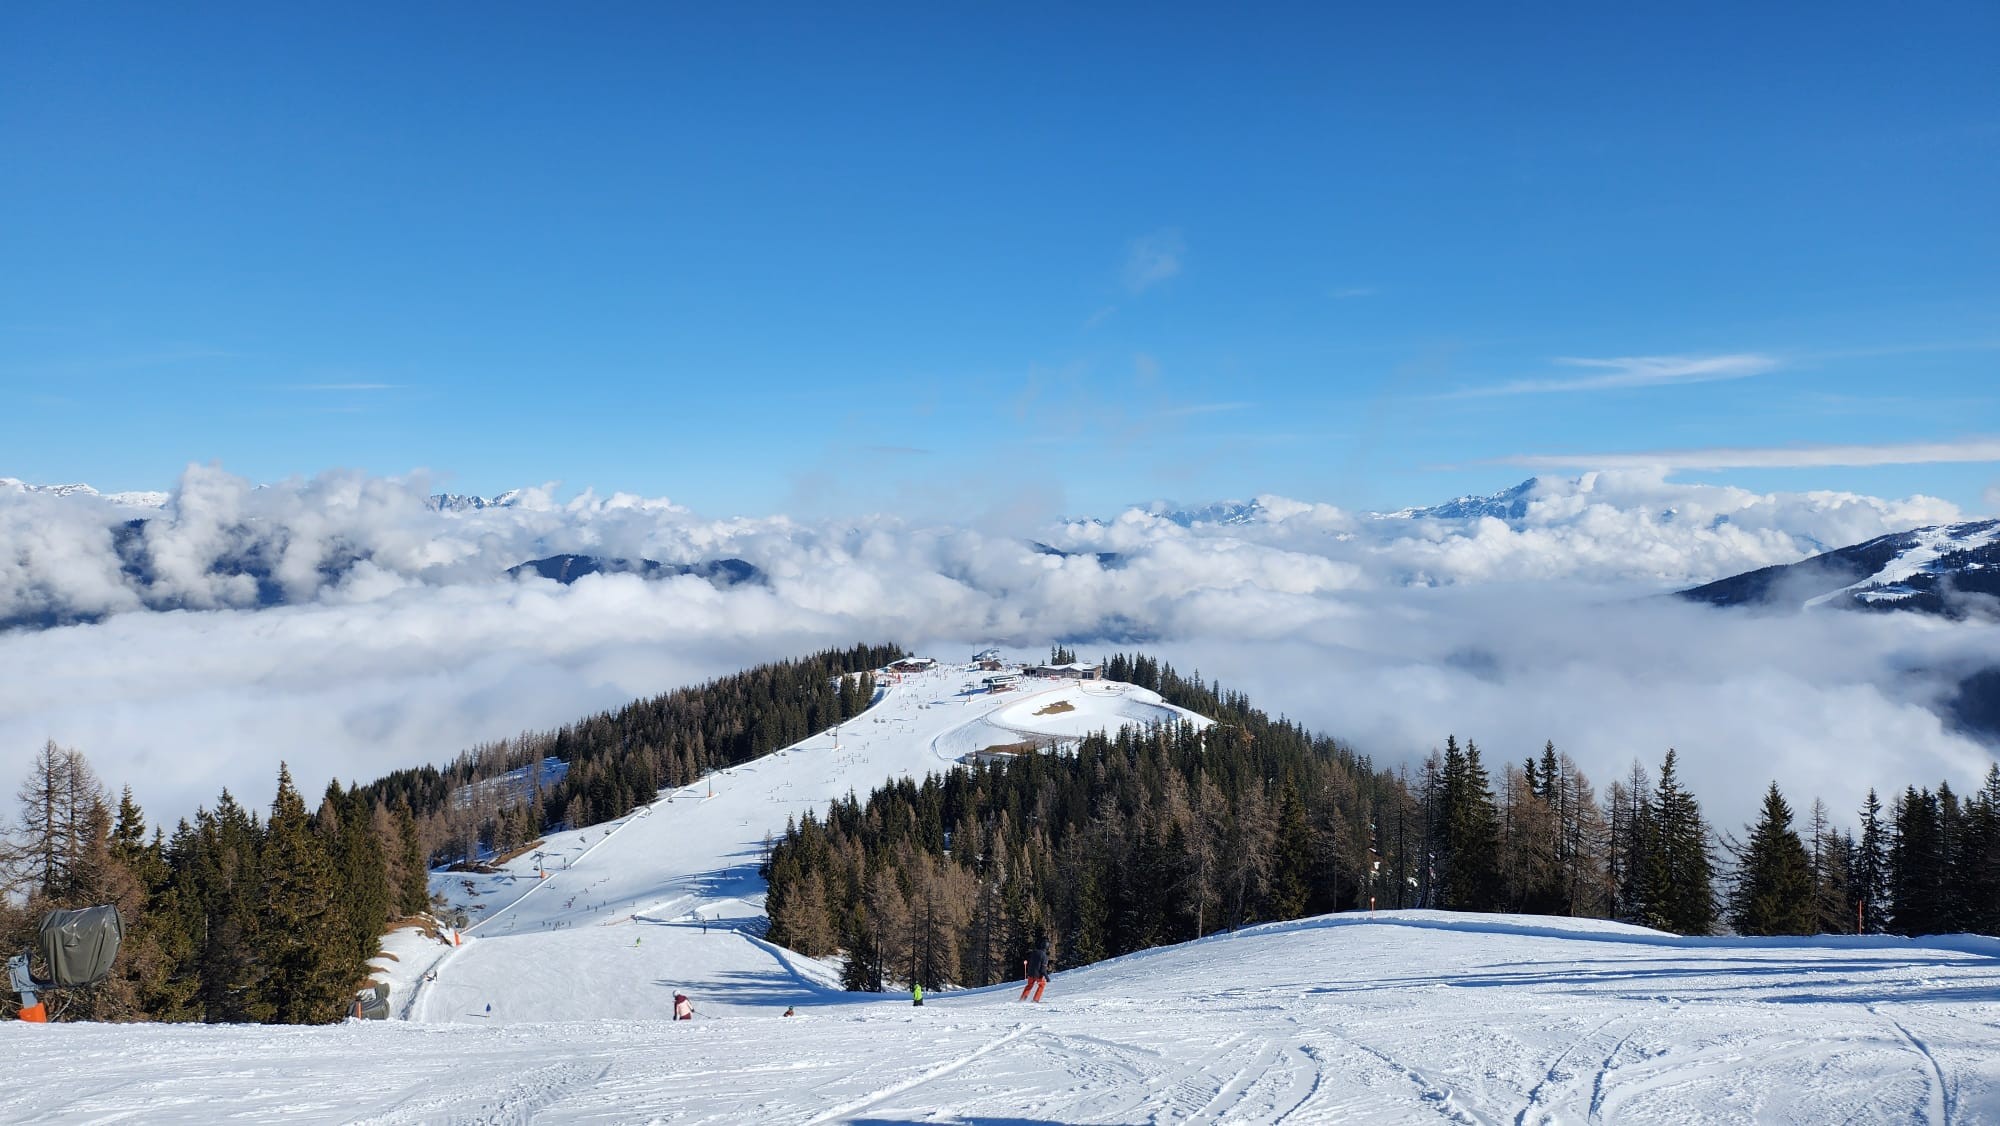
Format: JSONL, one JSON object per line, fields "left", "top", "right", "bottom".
{"left": 1875, "top": 1005, "right": 1955, "bottom": 1125}
{"left": 5, "top": 664, "right": 1999, "bottom": 1123}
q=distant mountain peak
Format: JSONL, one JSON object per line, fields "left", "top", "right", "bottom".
{"left": 1, "top": 477, "right": 170, "bottom": 508}
{"left": 1371, "top": 478, "right": 1543, "bottom": 523}
{"left": 1142, "top": 499, "right": 1268, "bottom": 527}
{"left": 1680, "top": 518, "right": 2000, "bottom": 617}
{"left": 429, "top": 490, "right": 524, "bottom": 512}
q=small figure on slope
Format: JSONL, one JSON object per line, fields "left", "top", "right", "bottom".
{"left": 673, "top": 992, "right": 694, "bottom": 1021}
{"left": 912, "top": 982, "right": 923, "bottom": 1007}
{"left": 1019, "top": 936, "right": 1051, "bottom": 1003}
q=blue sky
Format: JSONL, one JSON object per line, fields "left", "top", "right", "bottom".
{"left": 3, "top": 3, "right": 1996, "bottom": 518}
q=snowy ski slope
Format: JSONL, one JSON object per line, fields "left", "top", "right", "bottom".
{"left": 3, "top": 662, "right": 1997, "bottom": 1123}
{"left": 407, "top": 665, "right": 1205, "bottom": 1025}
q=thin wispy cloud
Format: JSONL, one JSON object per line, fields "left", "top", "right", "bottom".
{"left": 1490, "top": 437, "right": 2000, "bottom": 471}
{"left": 1160, "top": 401, "right": 1255, "bottom": 418}
{"left": 1123, "top": 229, "right": 1185, "bottom": 293}
{"left": 9, "top": 346, "right": 239, "bottom": 377}
{"left": 1443, "top": 353, "right": 1782, "bottom": 398}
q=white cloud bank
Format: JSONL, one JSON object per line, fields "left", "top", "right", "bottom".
{"left": 0, "top": 466, "right": 1991, "bottom": 834}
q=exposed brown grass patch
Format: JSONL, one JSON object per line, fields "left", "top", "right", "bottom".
{"left": 491, "top": 838, "right": 545, "bottom": 866}
{"left": 1033, "top": 700, "right": 1076, "bottom": 716}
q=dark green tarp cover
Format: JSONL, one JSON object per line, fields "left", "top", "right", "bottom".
{"left": 37, "top": 906, "right": 122, "bottom": 987}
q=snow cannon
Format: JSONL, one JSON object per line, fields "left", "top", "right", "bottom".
{"left": 351, "top": 981, "right": 391, "bottom": 1020}
{"left": 8, "top": 905, "right": 124, "bottom": 1022}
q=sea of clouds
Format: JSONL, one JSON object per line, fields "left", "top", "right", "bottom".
{"left": 1, "top": 465, "right": 1992, "bottom": 834}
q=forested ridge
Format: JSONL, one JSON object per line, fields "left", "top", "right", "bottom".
{"left": 0, "top": 643, "right": 899, "bottom": 1023}
{"left": 358, "top": 643, "right": 898, "bottom": 865}
{"left": 765, "top": 653, "right": 2000, "bottom": 994}
{"left": 5, "top": 644, "right": 1993, "bottom": 1021}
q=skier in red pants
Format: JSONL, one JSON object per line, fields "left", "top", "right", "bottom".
{"left": 1018, "top": 938, "right": 1050, "bottom": 1002}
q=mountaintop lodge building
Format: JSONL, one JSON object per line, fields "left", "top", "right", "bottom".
{"left": 1030, "top": 662, "right": 1102, "bottom": 680}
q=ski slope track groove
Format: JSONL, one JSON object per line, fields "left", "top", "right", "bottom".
{"left": 4, "top": 664, "right": 1998, "bottom": 1123}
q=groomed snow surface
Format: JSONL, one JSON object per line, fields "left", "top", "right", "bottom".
{"left": 5, "top": 663, "right": 1997, "bottom": 1123}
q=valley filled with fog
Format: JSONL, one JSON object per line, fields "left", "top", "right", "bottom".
{"left": 3, "top": 466, "right": 1991, "bottom": 833}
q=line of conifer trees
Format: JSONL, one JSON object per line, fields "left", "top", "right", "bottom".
{"left": 0, "top": 741, "right": 429, "bottom": 1023}
{"left": 356, "top": 644, "right": 896, "bottom": 868}
{"left": 8, "top": 643, "right": 1993, "bottom": 1019}
{"left": 764, "top": 654, "right": 2000, "bottom": 994}
{"left": 1, "top": 644, "right": 900, "bottom": 1023}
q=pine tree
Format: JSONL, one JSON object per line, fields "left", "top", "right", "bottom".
{"left": 1962, "top": 765, "right": 2000, "bottom": 935}
{"left": 146, "top": 821, "right": 207, "bottom": 1021}
{"left": 191, "top": 790, "right": 263, "bottom": 1023}
{"left": 1889, "top": 787, "right": 1945, "bottom": 936}
{"left": 1937, "top": 781, "right": 1966, "bottom": 932}
{"left": 1805, "top": 799, "right": 1854, "bottom": 935}
{"left": 1439, "top": 738, "right": 1500, "bottom": 911}
{"left": 85, "top": 787, "right": 167, "bottom": 1022}
{"left": 1731, "top": 783, "right": 1815, "bottom": 936}
{"left": 255, "top": 765, "right": 352, "bottom": 1023}
{"left": 1855, "top": 789, "right": 1890, "bottom": 934}
{"left": 392, "top": 799, "right": 429, "bottom": 916}
{"left": 1645, "top": 750, "right": 1715, "bottom": 935}
{"left": 1269, "top": 781, "right": 1313, "bottom": 919}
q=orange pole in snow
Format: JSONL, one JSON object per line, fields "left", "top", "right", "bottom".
{"left": 19, "top": 1002, "right": 47, "bottom": 1023}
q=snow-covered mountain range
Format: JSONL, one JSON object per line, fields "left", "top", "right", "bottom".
{"left": 0, "top": 476, "right": 170, "bottom": 509}
{"left": 426, "top": 489, "right": 525, "bottom": 512}
{"left": 1145, "top": 478, "right": 1543, "bottom": 527}
{"left": 0, "top": 467, "right": 1974, "bottom": 633}
{"left": 1370, "top": 476, "right": 1543, "bottom": 523}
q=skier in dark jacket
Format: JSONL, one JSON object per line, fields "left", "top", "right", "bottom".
{"left": 1018, "top": 938, "right": 1051, "bottom": 1002}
